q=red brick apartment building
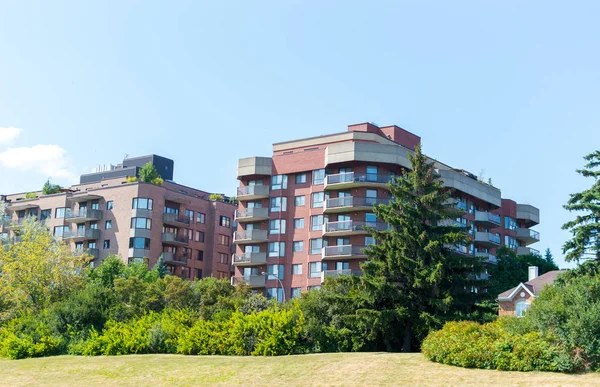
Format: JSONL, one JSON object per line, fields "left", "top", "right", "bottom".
{"left": 233, "top": 123, "right": 541, "bottom": 301}
{"left": 0, "top": 155, "right": 235, "bottom": 280}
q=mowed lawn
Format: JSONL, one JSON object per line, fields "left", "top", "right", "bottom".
{"left": 1, "top": 353, "right": 599, "bottom": 387}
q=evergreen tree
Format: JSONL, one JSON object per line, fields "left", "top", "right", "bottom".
{"left": 42, "top": 179, "right": 62, "bottom": 195}
{"left": 544, "top": 248, "right": 556, "bottom": 266}
{"left": 562, "top": 150, "right": 600, "bottom": 262}
{"left": 152, "top": 254, "right": 169, "bottom": 278}
{"left": 362, "top": 144, "right": 485, "bottom": 352}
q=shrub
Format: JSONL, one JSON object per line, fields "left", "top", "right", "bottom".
{"left": 422, "top": 320, "right": 581, "bottom": 372}
{"left": 0, "top": 316, "right": 63, "bottom": 359}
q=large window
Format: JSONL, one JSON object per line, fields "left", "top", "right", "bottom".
{"left": 292, "top": 264, "right": 303, "bottom": 275}
{"left": 218, "top": 234, "right": 230, "bottom": 245}
{"left": 311, "top": 192, "right": 325, "bottom": 208}
{"left": 40, "top": 209, "right": 51, "bottom": 221}
{"left": 311, "top": 215, "right": 324, "bottom": 231}
{"left": 309, "top": 262, "right": 322, "bottom": 278}
{"left": 271, "top": 175, "right": 288, "bottom": 190}
{"left": 313, "top": 169, "right": 325, "bottom": 185}
{"left": 270, "top": 197, "right": 287, "bottom": 212}
{"left": 294, "top": 195, "right": 305, "bottom": 206}
{"left": 291, "top": 288, "right": 302, "bottom": 298}
{"left": 293, "top": 241, "right": 304, "bottom": 252}
{"left": 132, "top": 198, "right": 153, "bottom": 210}
{"left": 294, "top": 218, "right": 305, "bottom": 229}
{"left": 106, "top": 201, "right": 114, "bottom": 210}
{"left": 505, "top": 235, "right": 518, "bottom": 250}
{"left": 310, "top": 238, "right": 323, "bottom": 255}
{"left": 129, "top": 237, "right": 151, "bottom": 249}
{"left": 220, "top": 216, "right": 231, "bottom": 228}
{"left": 186, "top": 209, "right": 194, "bottom": 221}
{"left": 197, "top": 212, "right": 206, "bottom": 224}
{"left": 197, "top": 250, "right": 204, "bottom": 261}
{"left": 268, "top": 241, "right": 285, "bottom": 257}
{"left": 504, "top": 216, "right": 517, "bottom": 231}
{"left": 269, "top": 219, "right": 286, "bottom": 235}
{"left": 105, "top": 220, "right": 112, "bottom": 229}
{"left": 295, "top": 173, "right": 306, "bottom": 184}
{"left": 91, "top": 200, "right": 100, "bottom": 210}
{"left": 267, "top": 264, "right": 284, "bottom": 280}
{"left": 131, "top": 217, "right": 152, "bottom": 229}
{"left": 515, "top": 300, "right": 530, "bottom": 317}
{"left": 219, "top": 253, "right": 228, "bottom": 264}
{"left": 55, "top": 208, "right": 67, "bottom": 219}
{"left": 266, "top": 287, "right": 284, "bottom": 302}
{"left": 195, "top": 231, "right": 205, "bottom": 242}
{"left": 53, "top": 226, "right": 68, "bottom": 237}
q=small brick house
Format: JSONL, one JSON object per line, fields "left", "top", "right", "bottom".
{"left": 497, "top": 266, "right": 565, "bottom": 317}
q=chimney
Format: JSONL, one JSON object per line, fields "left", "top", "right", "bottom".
{"left": 528, "top": 266, "right": 539, "bottom": 282}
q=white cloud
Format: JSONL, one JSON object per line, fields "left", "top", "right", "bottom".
{"left": 0, "top": 127, "right": 22, "bottom": 146}
{"left": 0, "top": 144, "right": 77, "bottom": 182}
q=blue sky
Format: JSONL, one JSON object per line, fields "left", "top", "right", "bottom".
{"left": 1, "top": 1, "right": 598, "bottom": 269}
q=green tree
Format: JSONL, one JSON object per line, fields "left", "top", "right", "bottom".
{"left": 42, "top": 179, "right": 62, "bottom": 195}
{"left": 544, "top": 248, "right": 556, "bottom": 266}
{"left": 562, "top": 150, "right": 600, "bottom": 262}
{"left": 362, "top": 144, "right": 485, "bottom": 352}
{"left": 152, "top": 254, "right": 169, "bottom": 278}
{"left": 138, "top": 162, "right": 164, "bottom": 185}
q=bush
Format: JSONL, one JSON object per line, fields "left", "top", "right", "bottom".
{"left": 422, "top": 320, "right": 581, "bottom": 372}
{"left": 0, "top": 316, "right": 63, "bottom": 359}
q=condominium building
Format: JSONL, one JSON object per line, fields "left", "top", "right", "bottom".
{"left": 233, "top": 123, "right": 541, "bottom": 301}
{"left": 0, "top": 155, "right": 236, "bottom": 280}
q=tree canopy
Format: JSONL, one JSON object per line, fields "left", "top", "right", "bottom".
{"left": 138, "top": 162, "right": 164, "bottom": 185}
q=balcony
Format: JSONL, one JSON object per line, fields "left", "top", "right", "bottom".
{"left": 232, "top": 251, "right": 267, "bottom": 266}
{"left": 5, "top": 218, "right": 27, "bottom": 230}
{"left": 516, "top": 204, "right": 540, "bottom": 227}
{"left": 63, "top": 228, "right": 101, "bottom": 241}
{"left": 448, "top": 244, "right": 470, "bottom": 256}
{"left": 517, "top": 246, "right": 541, "bottom": 257}
{"left": 67, "top": 192, "right": 102, "bottom": 203}
{"left": 474, "top": 232, "right": 501, "bottom": 248}
{"left": 162, "top": 213, "right": 191, "bottom": 227}
{"left": 455, "top": 201, "right": 468, "bottom": 212}
{"left": 64, "top": 209, "right": 103, "bottom": 223}
{"left": 516, "top": 228, "right": 540, "bottom": 246}
{"left": 322, "top": 245, "right": 368, "bottom": 260}
{"left": 320, "top": 269, "right": 363, "bottom": 283}
{"left": 475, "top": 251, "right": 497, "bottom": 264}
{"left": 438, "top": 219, "right": 468, "bottom": 230}
{"left": 74, "top": 248, "right": 99, "bottom": 260}
{"left": 161, "top": 232, "right": 189, "bottom": 246}
{"left": 473, "top": 211, "right": 501, "bottom": 229}
{"left": 324, "top": 172, "right": 392, "bottom": 191}
{"left": 237, "top": 185, "right": 270, "bottom": 201}
{"left": 161, "top": 251, "right": 189, "bottom": 266}
{"left": 233, "top": 229, "right": 268, "bottom": 244}
{"left": 235, "top": 207, "right": 269, "bottom": 223}
{"left": 323, "top": 196, "right": 390, "bottom": 214}
{"left": 323, "top": 221, "right": 387, "bottom": 237}
{"left": 8, "top": 201, "right": 39, "bottom": 211}
{"left": 231, "top": 274, "right": 266, "bottom": 288}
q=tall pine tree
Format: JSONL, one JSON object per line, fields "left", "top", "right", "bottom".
{"left": 562, "top": 150, "right": 600, "bottom": 262}
{"left": 362, "top": 144, "right": 485, "bottom": 352}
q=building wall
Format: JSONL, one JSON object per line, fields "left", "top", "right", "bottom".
{"left": 498, "top": 293, "right": 533, "bottom": 317}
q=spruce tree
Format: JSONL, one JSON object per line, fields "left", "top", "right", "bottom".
{"left": 544, "top": 248, "right": 556, "bottom": 266}
{"left": 362, "top": 144, "right": 485, "bottom": 352}
{"left": 562, "top": 150, "right": 600, "bottom": 262}
{"left": 152, "top": 255, "right": 169, "bottom": 278}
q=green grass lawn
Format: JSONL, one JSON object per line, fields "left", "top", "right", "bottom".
{"left": 0, "top": 353, "right": 598, "bottom": 386}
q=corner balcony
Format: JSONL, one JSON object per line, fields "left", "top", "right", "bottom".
{"left": 236, "top": 185, "right": 270, "bottom": 201}
{"left": 516, "top": 228, "right": 540, "bottom": 246}
{"left": 324, "top": 172, "right": 392, "bottom": 191}
{"left": 235, "top": 207, "right": 269, "bottom": 223}
{"left": 233, "top": 229, "right": 268, "bottom": 244}
{"left": 160, "top": 251, "right": 188, "bottom": 266}
{"left": 517, "top": 246, "right": 541, "bottom": 257}
{"left": 473, "top": 211, "right": 501, "bottom": 229}
{"left": 64, "top": 209, "right": 103, "bottom": 223}
{"left": 322, "top": 245, "right": 368, "bottom": 261}
{"left": 516, "top": 204, "right": 540, "bottom": 227}
{"left": 162, "top": 213, "right": 191, "bottom": 227}
{"left": 447, "top": 244, "right": 470, "bottom": 256}
{"left": 231, "top": 274, "right": 266, "bottom": 288}
{"left": 8, "top": 200, "right": 39, "bottom": 211}
{"left": 63, "top": 228, "right": 101, "bottom": 241}
{"left": 161, "top": 232, "right": 189, "bottom": 247}
{"left": 323, "top": 196, "right": 390, "bottom": 214}
{"left": 320, "top": 269, "right": 363, "bottom": 283}
{"left": 475, "top": 251, "right": 497, "bottom": 264}
{"left": 322, "top": 221, "right": 387, "bottom": 237}
{"left": 232, "top": 251, "right": 267, "bottom": 266}
{"left": 474, "top": 232, "right": 501, "bottom": 248}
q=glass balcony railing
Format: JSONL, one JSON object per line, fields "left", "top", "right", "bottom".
{"left": 325, "top": 172, "right": 393, "bottom": 186}
{"left": 324, "top": 221, "right": 387, "bottom": 233}
{"left": 325, "top": 196, "right": 390, "bottom": 209}
{"left": 322, "top": 245, "right": 367, "bottom": 257}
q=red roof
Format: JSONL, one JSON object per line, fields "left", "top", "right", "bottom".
{"left": 497, "top": 270, "right": 565, "bottom": 299}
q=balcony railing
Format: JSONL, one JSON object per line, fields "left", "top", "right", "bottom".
{"left": 63, "top": 228, "right": 101, "bottom": 240}
{"left": 162, "top": 213, "right": 191, "bottom": 226}
{"left": 324, "top": 221, "right": 387, "bottom": 234}
{"left": 233, "top": 229, "right": 268, "bottom": 243}
{"left": 516, "top": 228, "right": 541, "bottom": 245}
{"left": 161, "top": 232, "right": 190, "bottom": 245}
{"left": 231, "top": 274, "right": 266, "bottom": 288}
{"left": 474, "top": 211, "right": 501, "bottom": 227}
{"left": 322, "top": 245, "right": 367, "bottom": 258}
{"left": 321, "top": 269, "right": 363, "bottom": 282}
{"left": 161, "top": 251, "right": 189, "bottom": 265}
{"left": 232, "top": 251, "right": 267, "bottom": 266}
{"left": 64, "top": 209, "right": 103, "bottom": 222}
{"left": 325, "top": 196, "right": 390, "bottom": 209}
{"left": 235, "top": 207, "right": 269, "bottom": 220}
{"left": 325, "top": 172, "right": 393, "bottom": 186}
{"left": 236, "top": 185, "right": 270, "bottom": 199}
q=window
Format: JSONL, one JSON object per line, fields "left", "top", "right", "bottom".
{"left": 164, "top": 206, "right": 178, "bottom": 214}
{"left": 516, "top": 300, "right": 530, "bottom": 317}
{"left": 196, "top": 269, "right": 203, "bottom": 279}
{"left": 311, "top": 215, "right": 324, "bottom": 231}
{"left": 294, "top": 195, "right": 305, "bottom": 206}
{"left": 53, "top": 226, "right": 67, "bottom": 237}
{"left": 129, "top": 237, "right": 150, "bottom": 249}
{"left": 292, "top": 264, "right": 303, "bottom": 275}
{"left": 195, "top": 231, "right": 205, "bottom": 243}
{"left": 310, "top": 238, "right": 323, "bottom": 254}
{"left": 270, "top": 197, "right": 287, "bottom": 212}
{"left": 293, "top": 241, "right": 304, "bottom": 252}
{"left": 269, "top": 219, "right": 286, "bottom": 235}
{"left": 40, "top": 209, "right": 51, "bottom": 221}
{"left": 91, "top": 200, "right": 99, "bottom": 210}
{"left": 271, "top": 175, "right": 288, "bottom": 190}
{"left": 313, "top": 169, "right": 325, "bottom": 185}
{"left": 89, "top": 222, "right": 98, "bottom": 230}
{"left": 219, "top": 253, "right": 228, "bottom": 264}
{"left": 55, "top": 208, "right": 67, "bottom": 218}
{"left": 218, "top": 234, "right": 230, "bottom": 245}
{"left": 505, "top": 235, "right": 518, "bottom": 250}
{"left": 186, "top": 209, "right": 194, "bottom": 221}
{"left": 268, "top": 241, "right": 285, "bottom": 257}
{"left": 220, "top": 216, "right": 231, "bottom": 228}
{"left": 103, "top": 240, "right": 110, "bottom": 249}
{"left": 130, "top": 217, "right": 152, "bottom": 229}
{"left": 106, "top": 201, "right": 113, "bottom": 210}
{"left": 267, "top": 264, "right": 285, "bottom": 280}
{"left": 186, "top": 229, "right": 193, "bottom": 240}
{"left": 196, "top": 212, "right": 206, "bottom": 224}
{"left": 105, "top": 220, "right": 112, "bottom": 230}
{"left": 266, "top": 287, "right": 284, "bottom": 302}
{"left": 294, "top": 218, "right": 305, "bottom": 229}
{"left": 365, "top": 236, "right": 375, "bottom": 246}
{"left": 132, "top": 198, "right": 153, "bottom": 210}
{"left": 295, "top": 173, "right": 307, "bottom": 184}
{"left": 366, "top": 165, "right": 378, "bottom": 180}
{"left": 197, "top": 250, "right": 204, "bottom": 261}
{"left": 504, "top": 216, "right": 517, "bottom": 231}
{"left": 311, "top": 192, "right": 325, "bottom": 208}
{"left": 291, "top": 288, "right": 302, "bottom": 298}
{"left": 309, "top": 262, "right": 322, "bottom": 278}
